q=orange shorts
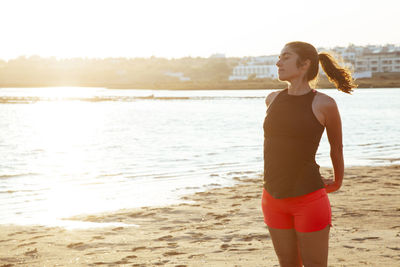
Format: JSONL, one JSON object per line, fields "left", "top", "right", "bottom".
{"left": 261, "top": 187, "right": 332, "bottom": 233}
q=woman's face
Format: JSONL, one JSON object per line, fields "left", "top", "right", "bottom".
{"left": 276, "top": 46, "right": 305, "bottom": 82}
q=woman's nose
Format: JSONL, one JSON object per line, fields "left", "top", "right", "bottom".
{"left": 276, "top": 60, "right": 281, "bottom": 67}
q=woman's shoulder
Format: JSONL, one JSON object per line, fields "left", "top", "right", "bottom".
{"left": 314, "top": 90, "right": 339, "bottom": 112}
{"left": 265, "top": 89, "right": 285, "bottom": 106}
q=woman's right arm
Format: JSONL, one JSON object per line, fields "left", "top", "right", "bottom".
{"left": 322, "top": 97, "right": 344, "bottom": 193}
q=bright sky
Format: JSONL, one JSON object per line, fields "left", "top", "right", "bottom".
{"left": 0, "top": 0, "right": 399, "bottom": 60}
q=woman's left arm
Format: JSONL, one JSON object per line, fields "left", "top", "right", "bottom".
{"left": 322, "top": 97, "right": 344, "bottom": 193}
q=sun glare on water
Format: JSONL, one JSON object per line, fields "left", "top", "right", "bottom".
{"left": 23, "top": 91, "right": 109, "bottom": 225}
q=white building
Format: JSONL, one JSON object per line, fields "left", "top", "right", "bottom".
{"left": 320, "top": 44, "right": 400, "bottom": 74}
{"left": 355, "top": 51, "right": 400, "bottom": 73}
{"left": 229, "top": 65, "right": 278, "bottom": 80}
{"left": 229, "top": 55, "right": 278, "bottom": 80}
{"left": 353, "top": 71, "right": 372, "bottom": 79}
{"left": 209, "top": 53, "right": 226, "bottom": 58}
{"left": 164, "top": 71, "right": 191, "bottom": 81}
{"left": 340, "top": 51, "right": 357, "bottom": 62}
{"left": 318, "top": 46, "right": 358, "bottom": 63}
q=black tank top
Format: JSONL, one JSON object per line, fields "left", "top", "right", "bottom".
{"left": 263, "top": 88, "right": 325, "bottom": 199}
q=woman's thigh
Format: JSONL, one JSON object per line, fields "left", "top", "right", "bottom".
{"left": 268, "top": 227, "right": 302, "bottom": 267}
{"left": 296, "top": 225, "right": 330, "bottom": 267}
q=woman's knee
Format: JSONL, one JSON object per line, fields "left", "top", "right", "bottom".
{"left": 301, "top": 260, "right": 327, "bottom": 267}
{"left": 277, "top": 258, "right": 302, "bottom": 267}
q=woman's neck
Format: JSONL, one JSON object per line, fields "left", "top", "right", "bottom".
{"left": 287, "top": 79, "right": 312, "bottom": 95}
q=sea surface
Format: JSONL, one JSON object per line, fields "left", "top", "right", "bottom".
{"left": 1, "top": 87, "right": 399, "bottom": 228}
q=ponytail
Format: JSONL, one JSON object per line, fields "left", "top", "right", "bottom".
{"left": 318, "top": 52, "right": 357, "bottom": 94}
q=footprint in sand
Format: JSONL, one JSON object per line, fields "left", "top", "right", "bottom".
{"left": 220, "top": 236, "right": 234, "bottom": 242}
{"left": 356, "top": 247, "right": 371, "bottom": 251}
{"left": 93, "top": 262, "right": 106, "bottom": 265}
{"left": 85, "top": 252, "right": 96, "bottom": 256}
{"left": 160, "top": 226, "right": 174, "bottom": 230}
{"left": 162, "top": 251, "right": 186, "bottom": 256}
{"left": 228, "top": 248, "right": 258, "bottom": 252}
{"left": 23, "top": 248, "right": 38, "bottom": 257}
{"left": 220, "top": 244, "right": 233, "bottom": 250}
{"left": 113, "top": 259, "right": 130, "bottom": 264}
{"left": 67, "top": 242, "right": 90, "bottom": 250}
{"left": 351, "top": 237, "right": 380, "bottom": 242}
{"left": 128, "top": 212, "right": 143, "bottom": 218}
{"left": 195, "top": 225, "right": 209, "bottom": 230}
{"left": 342, "top": 212, "right": 363, "bottom": 217}
{"left": 386, "top": 246, "right": 400, "bottom": 251}
{"left": 240, "top": 233, "right": 270, "bottom": 242}
{"left": 207, "top": 213, "right": 229, "bottom": 220}
{"left": 91, "top": 236, "right": 105, "bottom": 240}
{"left": 131, "top": 246, "right": 147, "bottom": 252}
{"left": 152, "top": 260, "right": 170, "bottom": 266}
{"left": 17, "top": 241, "right": 37, "bottom": 248}
{"left": 188, "top": 254, "right": 205, "bottom": 259}
{"left": 123, "top": 255, "right": 138, "bottom": 259}
{"left": 167, "top": 242, "right": 179, "bottom": 248}
{"left": 7, "top": 231, "right": 24, "bottom": 237}
{"left": 28, "top": 234, "right": 51, "bottom": 240}
{"left": 156, "top": 235, "right": 174, "bottom": 241}
{"left": 94, "top": 258, "right": 138, "bottom": 265}
{"left": 141, "top": 212, "right": 156, "bottom": 217}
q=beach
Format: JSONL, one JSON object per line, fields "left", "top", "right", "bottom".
{"left": 0, "top": 165, "right": 399, "bottom": 266}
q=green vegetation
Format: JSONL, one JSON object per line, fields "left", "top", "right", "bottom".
{"left": 0, "top": 56, "right": 399, "bottom": 90}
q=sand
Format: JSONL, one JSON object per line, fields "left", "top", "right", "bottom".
{"left": 1, "top": 165, "right": 400, "bottom": 267}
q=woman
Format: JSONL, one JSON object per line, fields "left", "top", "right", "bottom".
{"left": 262, "top": 41, "right": 356, "bottom": 267}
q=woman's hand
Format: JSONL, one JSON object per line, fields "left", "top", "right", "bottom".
{"left": 322, "top": 176, "right": 342, "bottom": 193}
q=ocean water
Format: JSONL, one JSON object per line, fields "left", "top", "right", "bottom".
{"left": 0, "top": 87, "right": 399, "bottom": 228}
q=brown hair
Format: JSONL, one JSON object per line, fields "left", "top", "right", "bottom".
{"left": 285, "top": 41, "right": 357, "bottom": 94}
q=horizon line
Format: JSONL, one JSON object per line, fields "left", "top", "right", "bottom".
{"left": 2, "top": 42, "right": 400, "bottom": 62}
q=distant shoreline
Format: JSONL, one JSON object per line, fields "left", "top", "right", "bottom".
{"left": 1, "top": 76, "right": 399, "bottom": 90}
